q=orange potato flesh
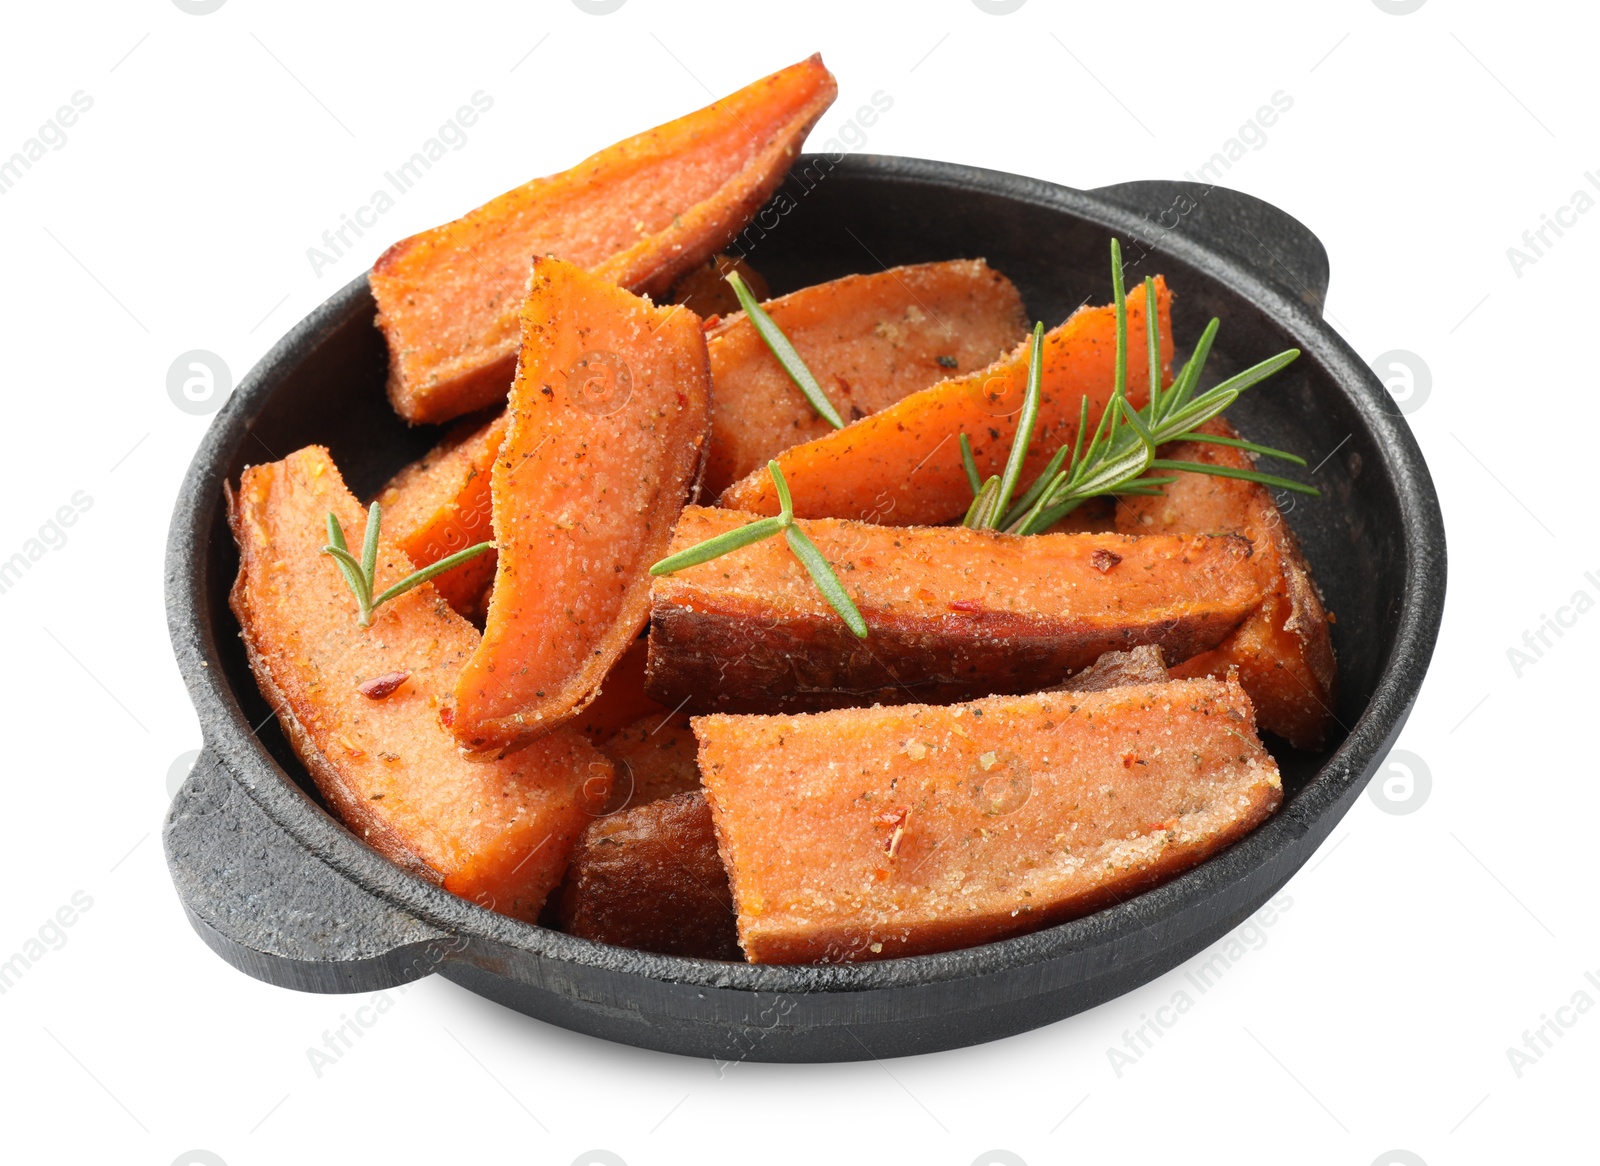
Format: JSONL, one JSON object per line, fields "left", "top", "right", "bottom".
{"left": 598, "top": 711, "right": 701, "bottom": 815}
{"left": 556, "top": 790, "right": 739, "bottom": 961}
{"left": 227, "top": 446, "right": 611, "bottom": 922}
{"left": 375, "top": 410, "right": 508, "bottom": 621}
{"left": 371, "top": 55, "right": 837, "bottom": 425}
{"left": 718, "top": 278, "right": 1172, "bottom": 525}
{"left": 668, "top": 252, "right": 770, "bottom": 320}
{"left": 702, "top": 259, "right": 1029, "bottom": 495}
{"left": 571, "top": 638, "right": 669, "bottom": 744}
{"left": 453, "top": 257, "right": 712, "bottom": 751}
{"left": 647, "top": 507, "right": 1266, "bottom": 713}
{"left": 1115, "top": 418, "right": 1337, "bottom": 749}
{"left": 695, "top": 675, "right": 1282, "bottom": 964}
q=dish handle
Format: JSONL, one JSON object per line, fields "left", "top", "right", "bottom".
{"left": 163, "top": 748, "right": 455, "bottom": 994}
{"left": 1092, "top": 180, "right": 1330, "bottom": 316}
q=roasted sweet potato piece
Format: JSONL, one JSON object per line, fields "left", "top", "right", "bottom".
{"left": 453, "top": 258, "right": 712, "bottom": 751}
{"left": 375, "top": 409, "right": 508, "bottom": 621}
{"left": 556, "top": 790, "right": 739, "bottom": 960}
{"left": 719, "top": 278, "right": 1171, "bottom": 525}
{"left": 646, "top": 507, "right": 1266, "bottom": 713}
{"left": 227, "top": 446, "right": 611, "bottom": 922}
{"left": 668, "top": 253, "right": 769, "bottom": 319}
{"left": 695, "top": 676, "right": 1281, "bottom": 963}
{"left": 702, "top": 259, "right": 1029, "bottom": 495}
{"left": 572, "top": 638, "right": 668, "bottom": 744}
{"left": 1060, "top": 644, "right": 1169, "bottom": 692}
{"left": 1115, "top": 418, "right": 1337, "bottom": 749}
{"left": 598, "top": 710, "right": 700, "bottom": 814}
{"left": 372, "top": 55, "right": 837, "bottom": 424}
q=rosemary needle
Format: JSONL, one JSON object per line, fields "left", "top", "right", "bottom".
{"left": 649, "top": 461, "right": 867, "bottom": 638}
{"left": 324, "top": 502, "right": 494, "bottom": 627}
{"left": 725, "top": 270, "right": 846, "bottom": 430}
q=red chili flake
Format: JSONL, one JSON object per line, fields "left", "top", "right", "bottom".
{"left": 438, "top": 706, "right": 455, "bottom": 730}
{"left": 1090, "top": 549, "right": 1123, "bottom": 574}
{"left": 948, "top": 598, "right": 983, "bottom": 612}
{"left": 701, "top": 314, "right": 722, "bottom": 331}
{"left": 358, "top": 671, "right": 410, "bottom": 699}
{"left": 1122, "top": 752, "right": 1136, "bottom": 768}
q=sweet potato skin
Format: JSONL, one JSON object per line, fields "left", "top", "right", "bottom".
{"left": 1059, "top": 644, "right": 1169, "bottom": 692}
{"left": 647, "top": 507, "right": 1266, "bottom": 713}
{"left": 1116, "top": 418, "right": 1337, "bottom": 749}
{"left": 702, "top": 259, "right": 1029, "bottom": 495}
{"left": 375, "top": 409, "right": 508, "bottom": 621}
{"left": 453, "top": 258, "right": 712, "bottom": 751}
{"left": 719, "top": 278, "right": 1172, "bottom": 525}
{"left": 371, "top": 55, "right": 837, "bottom": 424}
{"left": 696, "top": 676, "right": 1282, "bottom": 963}
{"left": 227, "top": 446, "right": 611, "bottom": 922}
{"left": 556, "top": 790, "right": 739, "bottom": 961}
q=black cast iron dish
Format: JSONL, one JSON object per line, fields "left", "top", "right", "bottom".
{"left": 164, "top": 157, "right": 1446, "bottom": 1062}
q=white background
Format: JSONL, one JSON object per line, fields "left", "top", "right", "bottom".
{"left": 0, "top": 1, "right": 1591, "bottom": 1163}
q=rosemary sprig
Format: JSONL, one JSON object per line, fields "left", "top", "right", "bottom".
{"left": 725, "top": 270, "right": 846, "bottom": 430}
{"left": 324, "top": 503, "right": 494, "bottom": 627}
{"left": 964, "top": 238, "right": 1319, "bottom": 536}
{"left": 649, "top": 461, "right": 868, "bottom": 638}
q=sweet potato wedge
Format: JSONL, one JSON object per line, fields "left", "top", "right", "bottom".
{"left": 646, "top": 507, "right": 1266, "bottom": 713}
{"left": 572, "top": 638, "right": 669, "bottom": 744}
{"left": 599, "top": 710, "right": 701, "bottom": 814}
{"left": 1115, "top": 418, "right": 1337, "bottom": 749}
{"left": 375, "top": 409, "right": 508, "bottom": 621}
{"left": 695, "top": 675, "right": 1282, "bottom": 963}
{"left": 372, "top": 55, "right": 837, "bottom": 424}
{"left": 453, "top": 258, "right": 713, "bottom": 751}
{"left": 227, "top": 445, "right": 611, "bottom": 922}
{"left": 668, "top": 252, "right": 769, "bottom": 319}
{"left": 702, "top": 259, "right": 1029, "bottom": 495}
{"left": 718, "top": 277, "right": 1172, "bottom": 525}
{"left": 556, "top": 790, "right": 739, "bottom": 960}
